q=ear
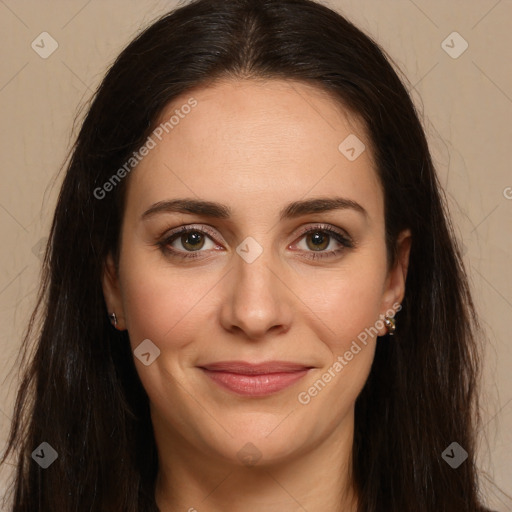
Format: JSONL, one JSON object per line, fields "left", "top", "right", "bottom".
{"left": 378, "top": 229, "right": 412, "bottom": 328}
{"left": 101, "top": 251, "right": 127, "bottom": 331}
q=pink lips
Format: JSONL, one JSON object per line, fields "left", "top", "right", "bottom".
{"left": 199, "top": 361, "right": 312, "bottom": 397}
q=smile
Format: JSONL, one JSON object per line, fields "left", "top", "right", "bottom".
{"left": 198, "top": 361, "right": 313, "bottom": 397}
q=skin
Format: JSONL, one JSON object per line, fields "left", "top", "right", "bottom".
{"left": 102, "top": 78, "right": 411, "bottom": 512}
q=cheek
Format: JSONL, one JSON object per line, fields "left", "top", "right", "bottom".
{"left": 118, "top": 244, "right": 207, "bottom": 348}
{"left": 294, "top": 268, "right": 385, "bottom": 416}
{"left": 297, "top": 261, "right": 387, "bottom": 351}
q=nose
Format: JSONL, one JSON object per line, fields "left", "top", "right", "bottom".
{"left": 219, "top": 243, "right": 293, "bottom": 341}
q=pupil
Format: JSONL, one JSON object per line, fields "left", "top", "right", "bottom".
{"left": 184, "top": 232, "right": 203, "bottom": 250}
{"left": 310, "top": 231, "right": 328, "bottom": 251}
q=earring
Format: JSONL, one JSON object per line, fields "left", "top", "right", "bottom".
{"left": 109, "top": 312, "right": 118, "bottom": 328}
{"left": 384, "top": 315, "right": 396, "bottom": 335}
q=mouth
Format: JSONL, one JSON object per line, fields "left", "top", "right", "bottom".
{"left": 198, "top": 361, "right": 313, "bottom": 397}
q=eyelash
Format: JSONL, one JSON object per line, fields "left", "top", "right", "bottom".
{"left": 157, "top": 223, "right": 354, "bottom": 261}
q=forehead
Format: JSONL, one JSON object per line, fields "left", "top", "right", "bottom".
{"left": 123, "top": 79, "right": 382, "bottom": 223}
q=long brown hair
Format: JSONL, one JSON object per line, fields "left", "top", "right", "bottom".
{"left": 1, "top": 0, "right": 493, "bottom": 510}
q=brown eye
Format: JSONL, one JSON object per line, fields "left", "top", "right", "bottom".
{"left": 158, "top": 225, "right": 220, "bottom": 260}
{"left": 292, "top": 224, "right": 354, "bottom": 261}
{"left": 180, "top": 231, "right": 206, "bottom": 251}
{"left": 305, "top": 231, "right": 330, "bottom": 251}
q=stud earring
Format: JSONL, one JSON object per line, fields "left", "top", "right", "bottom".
{"left": 109, "top": 312, "right": 118, "bottom": 328}
{"left": 384, "top": 315, "right": 396, "bottom": 335}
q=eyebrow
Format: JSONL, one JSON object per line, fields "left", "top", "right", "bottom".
{"left": 141, "top": 196, "right": 367, "bottom": 222}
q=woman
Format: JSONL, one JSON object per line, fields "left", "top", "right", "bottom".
{"left": 0, "top": 0, "right": 496, "bottom": 510}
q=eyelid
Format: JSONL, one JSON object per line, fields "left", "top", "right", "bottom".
{"left": 292, "top": 223, "right": 352, "bottom": 244}
{"left": 162, "top": 222, "right": 350, "bottom": 241}
{"left": 158, "top": 222, "right": 354, "bottom": 257}
{"left": 161, "top": 223, "right": 221, "bottom": 243}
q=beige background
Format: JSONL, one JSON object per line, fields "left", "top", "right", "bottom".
{"left": 0, "top": 0, "right": 510, "bottom": 509}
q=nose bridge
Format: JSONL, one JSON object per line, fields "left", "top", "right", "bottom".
{"left": 236, "top": 240, "right": 276, "bottom": 298}
{"left": 221, "top": 234, "right": 291, "bottom": 338}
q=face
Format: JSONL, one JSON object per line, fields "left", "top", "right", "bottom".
{"left": 102, "top": 79, "right": 410, "bottom": 468}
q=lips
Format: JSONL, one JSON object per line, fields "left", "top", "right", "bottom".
{"left": 198, "top": 361, "right": 313, "bottom": 396}
{"left": 200, "top": 360, "right": 311, "bottom": 374}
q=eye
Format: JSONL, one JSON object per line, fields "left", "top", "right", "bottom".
{"left": 291, "top": 224, "right": 354, "bottom": 260}
{"left": 158, "top": 225, "right": 220, "bottom": 259}
{"left": 157, "top": 223, "right": 354, "bottom": 261}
